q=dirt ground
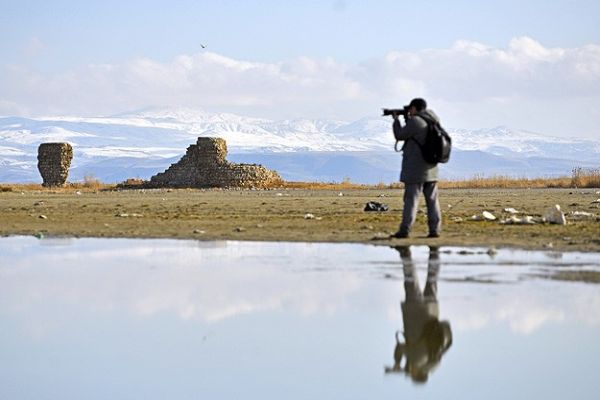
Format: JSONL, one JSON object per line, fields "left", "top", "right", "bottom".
{"left": 1, "top": 187, "right": 599, "bottom": 252}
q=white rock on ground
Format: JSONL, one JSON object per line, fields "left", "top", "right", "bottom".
{"left": 500, "top": 215, "right": 536, "bottom": 225}
{"left": 543, "top": 204, "right": 567, "bottom": 225}
{"left": 470, "top": 211, "right": 497, "bottom": 221}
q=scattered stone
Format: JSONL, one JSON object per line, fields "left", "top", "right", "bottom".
{"left": 75, "top": 191, "right": 82, "bottom": 195}
{"left": 115, "top": 213, "right": 144, "bottom": 218}
{"left": 338, "top": 192, "right": 344, "bottom": 197}
{"left": 148, "top": 137, "right": 282, "bottom": 189}
{"left": 34, "top": 232, "right": 44, "bottom": 239}
{"left": 482, "top": 211, "right": 496, "bottom": 221}
{"left": 38, "top": 215, "right": 47, "bottom": 219}
{"left": 276, "top": 193, "right": 284, "bottom": 196}
{"left": 364, "top": 201, "right": 389, "bottom": 212}
{"left": 33, "top": 201, "right": 45, "bottom": 206}
{"left": 193, "top": 229, "right": 206, "bottom": 234}
{"left": 591, "top": 199, "right": 600, "bottom": 204}
{"left": 503, "top": 207, "right": 519, "bottom": 214}
{"left": 303, "top": 213, "right": 322, "bottom": 220}
{"left": 543, "top": 204, "right": 567, "bottom": 225}
{"left": 570, "top": 211, "right": 594, "bottom": 217}
{"left": 37, "top": 142, "right": 73, "bottom": 187}
{"left": 450, "top": 216, "right": 464, "bottom": 222}
{"left": 544, "top": 242, "right": 554, "bottom": 249}
{"left": 256, "top": 224, "right": 264, "bottom": 228}
{"left": 234, "top": 227, "right": 246, "bottom": 232}
{"left": 500, "top": 215, "right": 536, "bottom": 225}
{"left": 470, "top": 211, "right": 496, "bottom": 221}
{"left": 362, "top": 224, "right": 374, "bottom": 230}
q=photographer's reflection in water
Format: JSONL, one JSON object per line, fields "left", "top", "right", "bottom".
{"left": 385, "top": 246, "right": 452, "bottom": 383}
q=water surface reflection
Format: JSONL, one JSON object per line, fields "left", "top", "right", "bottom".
{"left": 0, "top": 237, "right": 599, "bottom": 400}
{"left": 385, "top": 246, "right": 452, "bottom": 383}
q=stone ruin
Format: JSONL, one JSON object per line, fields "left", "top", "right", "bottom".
{"left": 148, "top": 137, "right": 282, "bottom": 188}
{"left": 37, "top": 142, "right": 73, "bottom": 187}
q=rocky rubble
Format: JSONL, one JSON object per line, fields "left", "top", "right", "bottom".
{"left": 147, "top": 137, "right": 282, "bottom": 188}
{"left": 37, "top": 143, "right": 73, "bottom": 187}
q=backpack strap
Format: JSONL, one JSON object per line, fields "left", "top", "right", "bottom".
{"left": 408, "top": 113, "right": 431, "bottom": 146}
{"left": 415, "top": 112, "right": 436, "bottom": 126}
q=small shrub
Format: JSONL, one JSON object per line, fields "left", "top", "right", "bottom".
{"left": 82, "top": 174, "right": 102, "bottom": 189}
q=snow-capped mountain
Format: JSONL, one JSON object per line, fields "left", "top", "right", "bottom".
{"left": 0, "top": 107, "right": 598, "bottom": 183}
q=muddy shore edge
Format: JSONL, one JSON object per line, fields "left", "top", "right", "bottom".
{"left": 1, "top": 188, "right": 599, "bottom": 252}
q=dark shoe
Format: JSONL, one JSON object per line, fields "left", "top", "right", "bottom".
{"left": 391, "top": 231, "right": 409, "bottom": 239}
{"left": 427, "top": 232, "right": 440, "bottom": 238}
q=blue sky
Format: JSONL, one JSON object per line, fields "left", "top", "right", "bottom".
{"left": 2, "top": 0, "right": 598, "bottom": 67}
{"left": 1, "top": 0, "right": 599, "bottom": 137}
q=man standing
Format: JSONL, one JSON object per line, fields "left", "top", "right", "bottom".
{"left": 391, "top": 98, "right": 441, "bottom": 238}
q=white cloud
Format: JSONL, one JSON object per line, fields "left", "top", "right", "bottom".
{"left": 1, "top": 37, "right": 599, "bottom": 136}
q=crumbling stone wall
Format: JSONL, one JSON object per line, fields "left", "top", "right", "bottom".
{"left": 37, "top": 143, "right": 73, "bottom": 187}
{"left": 148, "top": 137, "right": 282, "bottom": 188}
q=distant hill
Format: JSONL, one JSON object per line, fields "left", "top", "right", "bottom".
{"left": 1, "top": 107, "right": 598, "bottom": 184}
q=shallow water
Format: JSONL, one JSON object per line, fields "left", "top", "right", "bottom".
{"left": 0, "top": 237, "right": 599, "bottom": 400}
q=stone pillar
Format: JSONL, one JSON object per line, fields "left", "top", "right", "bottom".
{"left": 37, "top": 143, "right": 73, "bottom": 187}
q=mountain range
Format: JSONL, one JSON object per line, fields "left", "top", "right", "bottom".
{"left": 1, "top": 107, "right": 598, "bottom": 184}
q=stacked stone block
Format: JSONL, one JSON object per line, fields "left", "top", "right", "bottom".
{"left": 148, "top": 137, "right": 282, "bottom": 188}
{"left": 37, "top": 143, "right": 73, "bottom": 187}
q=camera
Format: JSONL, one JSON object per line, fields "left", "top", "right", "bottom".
{"left": 382, "top": 105, "right": 410, "bottom": 117}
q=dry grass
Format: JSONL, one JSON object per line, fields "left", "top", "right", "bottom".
{"left": 279, "top": 170, "right": 599, "bottom": 190}
{"left": 2, "top": 168, "right": 599, "bottom": 192}
{"left": 437, "top": 175, "right": 572, "bottom": 189}
{"left": 0, "top": 181, "right": 116, "bottom": 192}
{"left": 571, "top": 167, "right": 600, "bottom": 188}
{"left": 82, "top": 174, "right": 104, "bottom": 190}
{"left": 282, "top": 168, "right": 600, "bottom": 190}
{"left": 281, "top": 181, "right": 378, "bottom": 190}
{"left": 441, "top": 168, "right": 600, "bottom": 189}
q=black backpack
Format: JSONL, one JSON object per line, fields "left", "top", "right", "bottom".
{"left": 414, "top": 114, "right": 452, "bottom": 164}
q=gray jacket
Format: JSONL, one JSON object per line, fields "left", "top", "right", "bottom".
{"left": 393, "top": 109, "right": 440, "bottom": 183}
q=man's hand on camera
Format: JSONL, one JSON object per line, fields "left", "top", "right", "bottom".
{"left": 391, "top": 112, "right": 399, "bottom": 120}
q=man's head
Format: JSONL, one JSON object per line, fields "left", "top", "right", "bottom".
{"left": 407, "top": 98, "right": 427, "bottom": 115}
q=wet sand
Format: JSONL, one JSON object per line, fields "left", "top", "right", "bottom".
{"left": 1, "top": 187, "right": 599, "bottom": 251}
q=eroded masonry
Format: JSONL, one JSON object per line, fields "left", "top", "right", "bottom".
{"left": 148, "top": 137, "right": 282, "bottom": 188}
{"left": 37, "top": 142, "right": 73, "bottom": 187}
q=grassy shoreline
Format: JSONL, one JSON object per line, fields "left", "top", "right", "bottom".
{"left": 1, "top": 187, "right": 599, "bottom": 252}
